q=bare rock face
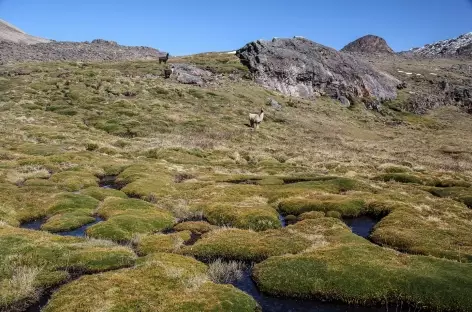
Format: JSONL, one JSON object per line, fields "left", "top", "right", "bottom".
{"left": 341, "top": 35, "right": 394, "bottom": 54}
{"left": 0, "top": 19, "right": 50, "bottom": 44}
{"left": 173, "top": 64, "right": 213, "bottom": 86}
{"left": 236, "top": 37, "right": 400, "bottom": 102}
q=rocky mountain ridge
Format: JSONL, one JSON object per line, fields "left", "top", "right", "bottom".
{"left": 411, "top": 32, "right": 472, "bottom": 57}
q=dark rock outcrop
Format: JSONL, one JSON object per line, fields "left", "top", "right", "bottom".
{"left": 341, "top": 35, "right": 394, "bottom": 54}
{"left": 236, "top": 38, "right": 400, "bottom": 103}
{"left": 0, "top": 40, "right": 167, "bottom": 64}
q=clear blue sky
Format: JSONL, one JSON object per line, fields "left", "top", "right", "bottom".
{"left": 1, "top": 0, "right": 471, "bottom": 55}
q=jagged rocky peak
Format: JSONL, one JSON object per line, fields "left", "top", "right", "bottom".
{"left": 411, "top": 32, "right": 472, "bottom": 57}
{"left": 341, "top": 35, "right": 394, "bottom": 54}
{"left": 237, "top": 37, "right": 400, "bottom": 103}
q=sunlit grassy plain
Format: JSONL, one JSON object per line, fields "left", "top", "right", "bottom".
{"left": 1, "top": 53, "right": 472, "bottom": 311}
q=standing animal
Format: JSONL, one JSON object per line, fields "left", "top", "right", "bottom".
{"left": 164, "top": 65, "right": 174, "bottom": 79}
{"left": 249, "top": 108, "right": 264, "bottom": 130}
{"left": 159, "top": 53, "right": 170, "bottom": 64}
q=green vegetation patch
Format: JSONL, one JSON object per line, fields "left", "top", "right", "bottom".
{"left": 136, "top": 231, "right": 192, "bottom": 256}
{"left": 254, "top": 218, "right": 472, "bottom": 311}
{"left": 86, "top": 197, "right": 175, "bottom": 241}
{"left": 174, "top": 221, "right": 217, "bottom": 234}
{"left": 184, "top": 227, "right": 311, "bottom": 262}
{"left": 43, "top": 253, "right": 258, "bottom": 312}
{"left": 0, "top": 224, "right": 136, "bottom": 311}
{"left": 279, "top": 196, "right": 366, "bottom": 217}
{"left": 80, "top": 186, "right": 128, "bottom": 201}
{"left": 375, "top": 173, "right": 424, "bottom": 184}
{"left": 49, "top": 171, "right": 99, "bottom": 191}
{"left": 41, "top": 212, "right": 96, "bottom": 232}
{"left": 41, "top": 193, "right": 100, "bottom": 232}
{"left": 429, "top": 187, "right": 472, "bottom": 208}
{"left": 117, "top": 164, "right": 175, "bottom": 200}
{"left": 371, "top": 206, "right": 472, "bottom": 262}
{"left": 204, "top": 203, "right": 281, "bottom": 231}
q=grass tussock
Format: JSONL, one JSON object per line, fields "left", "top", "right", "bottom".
{"left": 207, "top": 259, "right": 246, "bottom": 284}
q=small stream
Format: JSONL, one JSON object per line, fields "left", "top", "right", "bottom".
{"left": 20, "top": 216, "right": 103, "bottom": 237}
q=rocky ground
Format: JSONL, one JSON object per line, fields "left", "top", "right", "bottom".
{"left": 0, "top": 39, "right": 166, "bottom": 64}
{"left": 1, "top": 35, "right": 472, "bottom": 312}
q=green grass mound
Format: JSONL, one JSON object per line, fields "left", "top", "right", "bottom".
{"left": 375, "top": 173, "right": 424, "bottom": 184}
{"left": 43, "top": 253, "right": 259, "bottom": 312}
{"left": 0, "top": 224, "right": 136, "bottom": 311}
{"left": 272, "top": 178, "right": 371, "bottom": 199}
{"left": 254, "top": 218, "right": 472, "bottom": 311}
{"left": 49, "top": 171, "right": 99, "bottom": 191}
{"left": 41, "top": 212, "right": 96, "bottom": 232}
{"left": 174, "top": 221, "right": 217, "bottom": 234}
{"left": 136, "top": 231, "right": 192, "bottom": 256}
{"left": 86, "top": 197, "right": 175, "bottom": 241}
{"left": 80, "top": 186, "right": 128, "bottom": 201}
{"left": 298, "top": 211, "right": 326, "bottom": 220}
{"left": 41, "top": 193, "right": 100, "bottom": 232}
{"left": 370, "top": 207, "right": 472, "bottom": 262}
{"left": 278, "top": 196, "right": 365, "bottom": 216}
{"left": 204, "top": 203, "right": 281, "bottom": 231}
{"left": 184, "top": 227, "right": 311, "bottom": 262}
{"left": 117, "top": 164, "right": 176, "bottom": 200}
{"left": 429, "top": 187, "right": 472, "bottom": 208}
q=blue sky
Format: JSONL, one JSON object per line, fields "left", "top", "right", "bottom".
{"left": 1, "top": 0, "right": 471, "bottom": 55}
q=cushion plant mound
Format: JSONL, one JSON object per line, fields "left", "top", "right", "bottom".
{"left": 173, "top": 221, "right": 217, "bottom": 234}
{"left": 0, "top": 224, "right": 136, "bottom": 311}
{"left": 41, "top": 212, "right": 96, "bottom": 232}
{"left": 41, "top": 193, "right": 100, "bottom": 232}
{"left": 136, "top": 231, "right": 192, "bottom": 256}
{"left": 253, "top": 218, "right": 472, "bottom": 311}
{"left": 42, "top": 253, "right": 259, "bottom": 312}
{"left": 49, "top": 171, "right": 99, "bottom": 191}
{"left": 204, "top": 203, "right": 281, "bottom": 231}
{"left": 85, "top": 197, "right": 175, "bottom": 241}
{"left": 278, "top": 196, "right": 365, "bottom": 217}
{"left": 184, "top": 227, "right": 312, "bottom": 262}
{"left": 80, "top": 186, "right": 128, "bottom": 201}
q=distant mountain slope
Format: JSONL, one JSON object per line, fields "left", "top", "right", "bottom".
{"left": 0, "top": 19, "right": 50, "bottom": 44}
{"left": 341, "top": 35, "right": 394, "bottom": 54}
{"left": 411, "top": 32, "right": 472, "bottom": 57}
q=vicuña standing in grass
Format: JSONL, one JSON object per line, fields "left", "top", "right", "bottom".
{"left": 249, "top": 108, "right": 264, "bottom": 130}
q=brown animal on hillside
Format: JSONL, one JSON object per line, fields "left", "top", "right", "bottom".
{"left": 159, "top": 53, "right": 169, "bottom": 64}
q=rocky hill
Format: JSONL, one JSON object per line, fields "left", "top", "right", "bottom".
{"left": 0, "top": 19, "right": 50, "bottom": 44}
{"left": 0, "top": 39, "right": 166, "bottom": 64}
{"left": 237, "top": 37, "right": 400, "bottom": 105}
{"left": 341, "top": 35, "right": 394, "bottom": 54}
{"left": 411, "top": 32, "right": 472, "bottom": 57}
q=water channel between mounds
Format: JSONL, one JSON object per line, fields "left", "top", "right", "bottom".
{"left": 20, "top": 175, "right": 386, "bottom": 312}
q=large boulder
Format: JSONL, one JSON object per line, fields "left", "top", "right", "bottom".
{"left": 341, "top": 35, "right": 394, "bottom": 54}
{"left": 236, "top": 37, "right": 400, "bottom": 101}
